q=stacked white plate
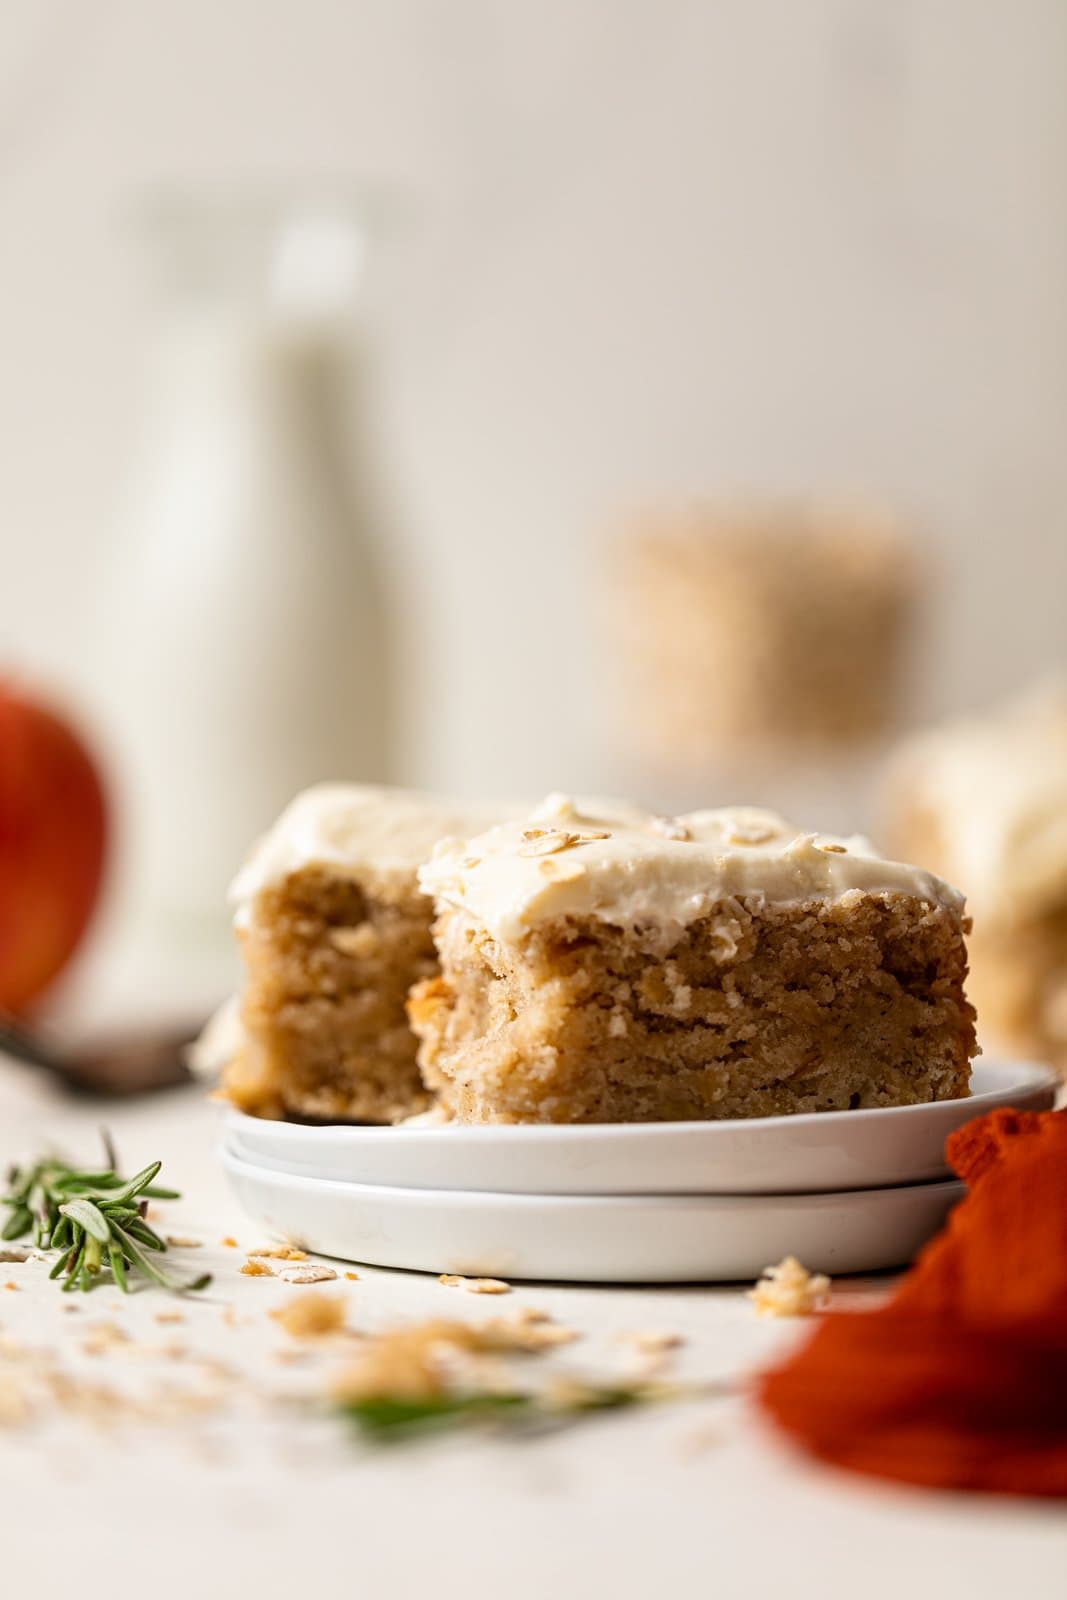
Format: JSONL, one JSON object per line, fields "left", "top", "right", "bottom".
{"left": 221, "top": 1060, "right": 1056, "bottom": 1283}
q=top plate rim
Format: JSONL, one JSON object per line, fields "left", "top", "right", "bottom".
{"left": 222, "top": 1058, "right": 1057, "bottom": 1145}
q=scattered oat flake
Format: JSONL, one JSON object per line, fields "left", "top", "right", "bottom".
{"left": 81, "top": 1322, "right": 131, "bottom": 1356}
{"left": 628, "top": 1331, "right": 684, "bottom": 1353}
{"left": 197, "top": 1357, "right": 236, "bottom": 1383}
{"left": 164, "top": 1234, "right": 203, "bottom": 1248}
{"left": 649, "top": 815, "right": 691, "bottom": 841}
{"left": 678, "top": 1423, "right": 720, "bottom": 1460}
{"left": 517, "top": 830, "right": 577, "bottom": 858}
{"left": 506, "top": 1305, "right": 550, "bottom": 1325}
{"left": 749, "top": 1256, "right": 830, "bottom": 1318}
{"left": 154, "top": 1310, "right": 185, "bottom": 1325}
{"left": 250, "top": 1245, "right": 308, "bottom": 1261}
{"left": 240, "top": 1260, "right": 274, "bottom": 1278}
{"left": 275, "top": 1263, "right": 337, "bottom": 1284}
{"left": 0, "top": 1379, "right": 34, "bottom": 1427}
{"left": 0, "top": 1248, "right": 32, "bottom": 1264}
{"left": 438, "top": 1274, "right": 511, "bottom": 1295}
{"left": 727, "top": 826, "right": 774, "bottom": 846}
{"left": 220, "top": 1236, "right": 239, "bottom": 1248}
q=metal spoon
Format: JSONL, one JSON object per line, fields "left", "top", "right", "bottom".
{"left": 0, "top": 1012, "right": 195, "bottom": 1097}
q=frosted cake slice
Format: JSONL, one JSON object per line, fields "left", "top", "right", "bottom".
{"left": 223, "top": 785, "right": 500, "bottom": 1123}
{"left": 410, "top": 795, "right": 976, "bottom": 1124}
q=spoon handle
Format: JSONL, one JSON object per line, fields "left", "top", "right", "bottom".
{"left": 0, "top": 1012, "right": 62, "bottom": 1071}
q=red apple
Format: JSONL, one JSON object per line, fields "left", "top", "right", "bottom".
{"left": 0, "top": 684, "right": 108, "bottom": 1013}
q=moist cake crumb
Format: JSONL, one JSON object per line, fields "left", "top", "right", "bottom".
{"left": 749, "top": 1257, "right": 831, "bottom": 1317}
{"left": 239, "top": 1260, "right": 274, "bottom": 1278}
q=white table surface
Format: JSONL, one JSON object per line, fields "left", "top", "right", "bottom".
{"left": 1, "top": 1059, "right": 1064, "bottom": 1600}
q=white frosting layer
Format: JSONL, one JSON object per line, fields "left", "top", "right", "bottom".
{"left": 420, "top": 794, "right": 962, "bottom": 941}
{"left": 893, "top": 682, "right": 1067, "bottom": 922}
{"left": 230, "top": 784, "right": 503, "bottom": 924}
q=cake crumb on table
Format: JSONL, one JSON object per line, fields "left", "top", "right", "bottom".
{"left": 749, "top": 1256, "right": 831, "bottom": 1317}
{"left": 344, "top": 1271, "right": 360, "bottom": 1281}
{"left": 271, "top": 1292, "right": 347, "bottom": 1339}
{"left": 240, "top": 1260, "right": 274, "bottom": 1278}
{"left": 619, "top": 1329, "right": 685, "bottom": 1380}
{"left": 220, "top": 1236, "right": 239, "bottom": 1249}
{"left": 483, "top": 1312, "right": 580, "bottom": 1351}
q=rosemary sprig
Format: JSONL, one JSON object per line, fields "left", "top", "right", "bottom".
{"left": 2, "top": 1144, "right": 211, "bottom": 1296}
{"left": 339, "top": 1383, "right": 646, "bottom": 1444}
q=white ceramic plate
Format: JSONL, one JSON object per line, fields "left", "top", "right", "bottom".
{"left": 222, "top": 1059, "right": 1055, "bottom": 1197}
{"left": 220, "top": 1145, "right": 966, "bottom": 1282}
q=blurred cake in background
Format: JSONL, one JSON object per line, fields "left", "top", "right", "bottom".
{"left": 886, "top": 684, "right": 1067, "bottom": 1077}
{"left": 608, "top": 501, "right": 918, "bottom": 766}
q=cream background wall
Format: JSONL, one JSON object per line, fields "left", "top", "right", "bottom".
{"left": 2, "top": 0, "right": 1065, "bottom": 809}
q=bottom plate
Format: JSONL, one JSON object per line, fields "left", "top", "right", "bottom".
{"left": 221, "top": 1145, "right": 965, "bottom": 1283}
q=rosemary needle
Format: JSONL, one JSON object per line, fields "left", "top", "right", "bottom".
{"left": 2, "top": 1138, "right": 210, "bottom": 1296}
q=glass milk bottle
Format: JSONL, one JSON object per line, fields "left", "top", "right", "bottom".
{"left": 96, "top": 195, "right": 391, "bottom": 951}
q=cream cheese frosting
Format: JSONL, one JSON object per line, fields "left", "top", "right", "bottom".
{"left": 229, "top": 783, "right": 503, "bottom": 924}
{"left": 419, "top": 793, "right": 962, "bottom": 941}
{"left": 891, "top": 682, "right": 1067, "bottom": 923}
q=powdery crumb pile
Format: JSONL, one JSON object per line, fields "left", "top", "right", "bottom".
{"left": 271, "top": 1292, "right": 348, "bottom": 1340}
{"left": 332, "top": 1310, "right": 581, "bottom": 1406}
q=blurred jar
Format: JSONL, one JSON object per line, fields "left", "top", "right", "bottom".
{"left": 603, "top": 500, "right": 921, "bottom": 832}
{"left": 94, "top": 191, "right": 391, "bottom": 943}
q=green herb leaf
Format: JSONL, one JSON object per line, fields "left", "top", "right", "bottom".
{"left": 107, "top": 1243, "right": 128, "bottom": 1294}
{"left": 342, "top": 1392, "right": 532, "bottom": 1440}
{"left": 59, "top": 1199, "right": 111, "bottom": 1244}
{"left": 340, "top": 1382, "right": 651, "bottom": 1445}
{"left": 2, "top": 1205, "right": 31, "bottom": 1240}
{"left": 1, "top": 1139, "right": 205, "bottom": 1299}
